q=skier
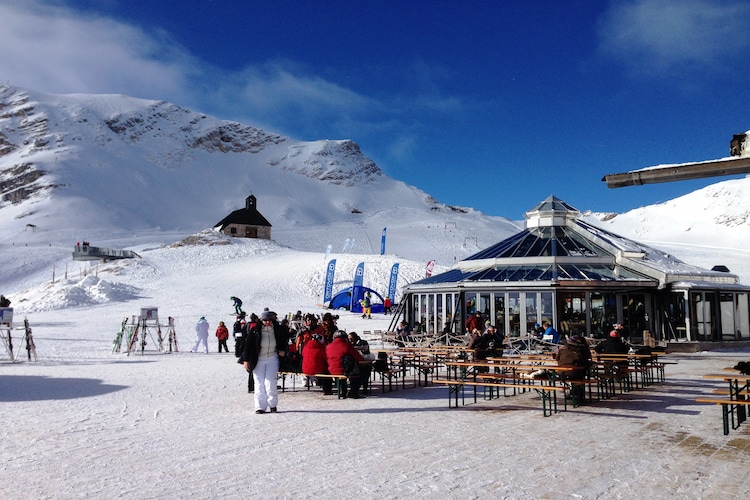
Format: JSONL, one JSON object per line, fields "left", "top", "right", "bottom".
{"left": 361, "top": 293, "right": 372, "bottom": 319}
{"left": 231, "top": 296, "right": 243, "bottom": 315}
{"left": 191, "top": 316, "right": 210, "bottom": 353}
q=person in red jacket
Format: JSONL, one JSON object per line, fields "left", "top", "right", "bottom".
{"left": 326, "top": 330, "right": 364, "bottom": 399}
{"left": 302, "top": 333, "right": 333, "bottom": 395}
{"left": 215, "top": 321, "right": 230, "bottom": 353}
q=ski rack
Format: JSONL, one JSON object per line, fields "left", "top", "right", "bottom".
{"left": 113, "top": 315, "right": 178, "bottom": 355}
{"left": 0, "top": 318, "right": 37, "bottom": 362}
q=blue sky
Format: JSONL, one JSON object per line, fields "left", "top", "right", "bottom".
{"left": 2, "top": 0, "right": 749, "bottom": 219}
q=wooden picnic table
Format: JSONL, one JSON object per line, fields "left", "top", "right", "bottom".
{"left": 700, "top": 372, "right": 750, "bottom": 434}
{"left": 438, "top": 360, "right": 569, "bottom": 415}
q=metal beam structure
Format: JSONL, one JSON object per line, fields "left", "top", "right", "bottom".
{"left": 602, "top": 156, "right": 750, "bottom": 188}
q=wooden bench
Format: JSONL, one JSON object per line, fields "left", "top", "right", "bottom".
{"left": 434, "top": 378, "right": 565, "bottom": 416}
{"left": 278, "top": 371, "right": 308, "bottom": 392}
{"left": 696, "top": 397, "right": 750, "bottom": 435}
{"left": 314, "top": 374, "right": 355, "bottom": 399}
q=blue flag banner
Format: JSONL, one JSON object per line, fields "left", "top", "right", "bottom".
{"left": 323, "top": 259, "right": 336, "bottom": 303}
{"left": 324, "top": 244, "right": 332, "bottom": 263}
{"left": 351, "top": 262, "right": 365, "bottom": 311}
{"left": 380, "top": 227, "right": 387, "bottom": 255}
{"left": 387, "top": 262, "right": 399, "bottom": 301}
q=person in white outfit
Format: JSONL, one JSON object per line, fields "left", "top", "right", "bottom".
{"left": 242, "top": 309, "right": 289, "bottom": 414}
{"left": 192, "top": 316, "right": 210, "bottom": 353}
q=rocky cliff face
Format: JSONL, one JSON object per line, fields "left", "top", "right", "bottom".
{"left": 0, "top": 85, "right": 384, "bottom": 212}
{"left": 0, "top": 87, "right": 54, "bottom": 206}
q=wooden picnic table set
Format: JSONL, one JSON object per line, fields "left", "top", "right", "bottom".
{"left": 434, "top": 351, "right": 673, "bottom": 417}
{"left": 698, "top": 370, "right": 750, "bottom": 435}
{"left": 277, "top": 345, "right": 675, "bottom": 417}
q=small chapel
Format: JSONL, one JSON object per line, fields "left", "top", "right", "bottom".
{"left": 213, "top": 195, "right": 272, "bottom": 239}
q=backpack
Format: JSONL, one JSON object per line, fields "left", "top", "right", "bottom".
{"left": 373, "top": 352, "right": 390, "bottom": 373}
{"left": 341, "top": 354, "right": 361, "bottom": 377}
{"left": 283, "top": 352, "right": 303, "bottom": 373}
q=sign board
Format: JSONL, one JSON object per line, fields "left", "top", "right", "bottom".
{"left": 140, "top": 307, "right": 159, "bottom": 323}
{"left": 0, "top": 307, "right": 13, "bottom": 325}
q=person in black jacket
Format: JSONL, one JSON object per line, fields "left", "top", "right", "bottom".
{"left": 242, "top": 309, "right": 289, "bottom": 414}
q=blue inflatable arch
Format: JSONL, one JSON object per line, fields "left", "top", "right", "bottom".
{"left": 329, "top": 286, "right": 384, "bottom": 313}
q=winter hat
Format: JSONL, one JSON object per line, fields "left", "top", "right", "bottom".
{"left": 260, "top": 311, "right": 273, "bottom": 321}
{"left": 334, "top": 330, "right": 348, "bottom": 339}
{"left": 609, "top": 330, "right": 620, "bottom": 338}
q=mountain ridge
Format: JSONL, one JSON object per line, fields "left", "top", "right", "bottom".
{"left": 0, "top": 84, "right": 521, "bottom": 264}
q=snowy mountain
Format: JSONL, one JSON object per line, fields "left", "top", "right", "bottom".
{"left": 0, "top": 84, "right": 519, "bottom": 264}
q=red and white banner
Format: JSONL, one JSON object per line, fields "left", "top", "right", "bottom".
{"left": 425, "top": 260, "right": 435, "bottom": 277}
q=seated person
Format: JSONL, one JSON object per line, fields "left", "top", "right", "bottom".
{"left": 594, "top": 330, "right": 629, "bottom": 355}
{"left": 541, "top": 321, "right": 559, "bottom": 343}
{"left": 594, "top": 330, "right": 629, "bottom": 377}
{"left": 326, "top": 330, "right": 365, "bottom": 398}
{"left": 395, "top": 321, "right": 412, "bottom": 346}
{"left": 483, "top": 324, "right": 505, "bottom": 358}
{"left": 467, "top": 328, "right": 487, "bottom": 361}
{"left": 302, "top": 333, "right": 333, "bottom": 395}
{"left": 555, "top": 335, "right": 591, "bottom": 378}
{"left": 532, "top": 322, "right": 545, "bottom": 338}
{"left": 348, "top": 331, "right": 373, "bottom": 392}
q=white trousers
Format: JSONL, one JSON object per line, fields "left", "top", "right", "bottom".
{"left": 192, "top": 334, "right": 208, "bottom": 353}
{"left": 253, "top": 355, "right": 279, "bottom": 411}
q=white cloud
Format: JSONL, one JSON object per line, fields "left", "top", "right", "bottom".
{"left": 597, "top": 0, "right": 750, "bottom": 77}
{"left": 0, "top": 1, "right": 195, "bottom": 100}
{"left": 0, "top": 1, "right": 460, "bottom": 165}
{"left": 0, "top": 1, "right": 395, "bottom": 141}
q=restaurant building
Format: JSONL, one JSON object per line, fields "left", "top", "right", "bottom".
{"left": 397, "top": 196, "right": 750, "bottom": 348}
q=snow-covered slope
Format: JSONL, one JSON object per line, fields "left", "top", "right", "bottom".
{"left": 584, "top": 176, "right": 750, "bottom": 278}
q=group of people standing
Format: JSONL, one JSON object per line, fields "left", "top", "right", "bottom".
{"left": 195, "top": 306, "right": 375, "bottom": 414}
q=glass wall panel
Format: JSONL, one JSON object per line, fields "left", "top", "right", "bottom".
{"left": 590, "top": 292, "right": 617, "bottom": 339}
{"left": 508, "top": 292, "right": 521, "bottom": 336}
{"left": 720, "top": 293, "right": 735, "bottom": 340}
{"left": 558, "top": 292, "right": 586, "bottom": 337}
{"left": 690, "top": 292, "right": 716, "bottom": 341}
{"left": 737, "top": 293, "right": 749, "bottom": 340}
{"left": 494, "top": 293, "right": 506, "bottom": 336}
{"left": 436, "top": 294, "right": 444, "bottom": 336}
{"left": 540, "top": 292, "right": 554, "bottom": 329}
{"left": 417, "top": 294, "right": 428, "bottom": 333}
{"left": 479, "top": 293, "right": 491, "bottom": 329}
{"left": 465, "top": 293, "right": 477, "bottom": 315}
{"left": 664, "top": 292, "right": 687, "bottom": 341}
{"left": 525, "top": 292, "right": 538, "bottom": 335}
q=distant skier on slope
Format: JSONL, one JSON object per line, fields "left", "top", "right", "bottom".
{"left": 231, "top": 296, "right": 243, "bottom": 315}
